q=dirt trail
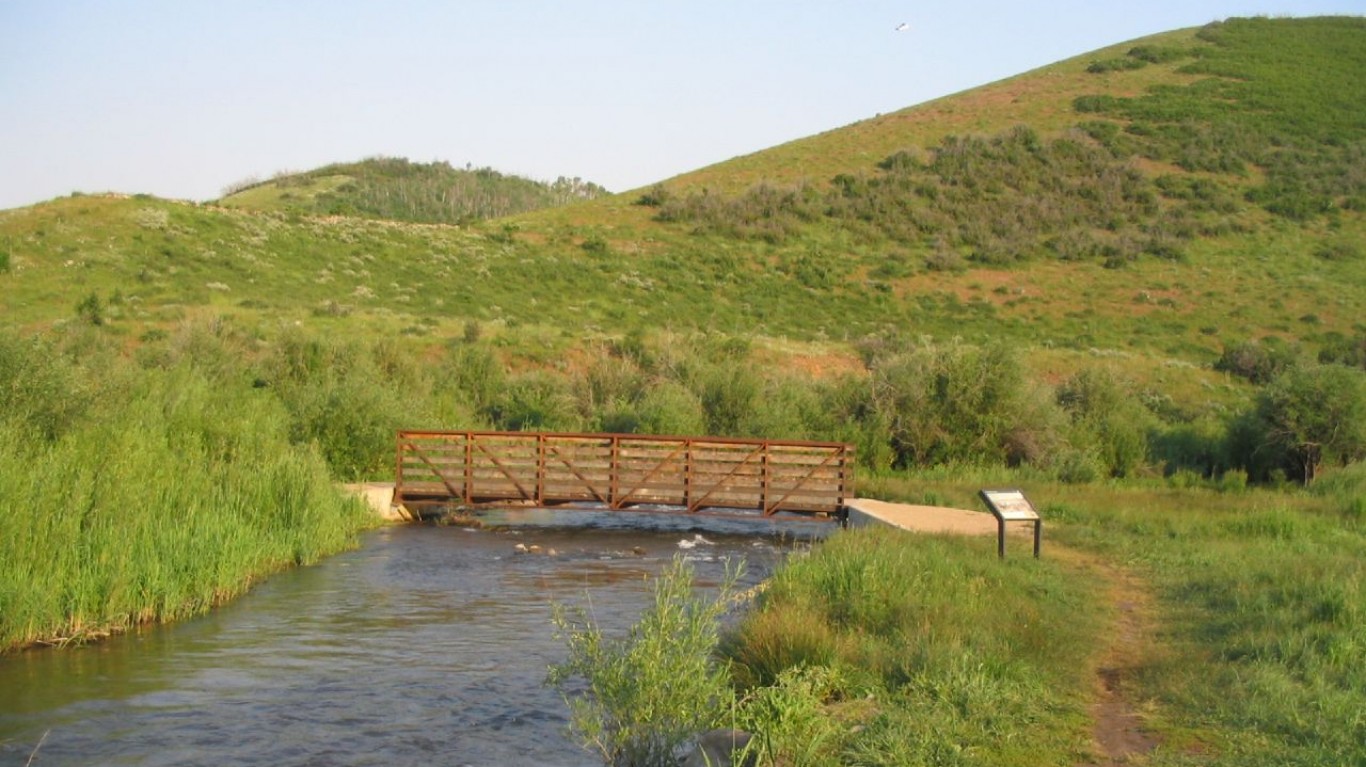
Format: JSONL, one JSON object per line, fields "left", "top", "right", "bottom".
{"left": 1058, "top": 548, "right": 1162, "bottom": 766}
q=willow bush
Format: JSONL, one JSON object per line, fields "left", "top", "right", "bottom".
{"left": 548, "top": 557, "right": 740, "bottom": 767}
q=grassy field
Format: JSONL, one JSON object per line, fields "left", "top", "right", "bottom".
{"left": 831, "top": 468, "right": 1366, "bottom": 765}
{"left": 3, "top": 20, "right": 1362, "bottom": 373}
{"left": 547, "top": 465, "right": 1364, "bottom": 765}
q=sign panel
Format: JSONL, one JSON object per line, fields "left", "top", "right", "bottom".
{"left": 980, "top": 489, "right": 1039, "bottom": 521}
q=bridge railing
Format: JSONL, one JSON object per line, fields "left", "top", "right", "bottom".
{"left": 395, "top": 430, "right": 852, "bottom": 519}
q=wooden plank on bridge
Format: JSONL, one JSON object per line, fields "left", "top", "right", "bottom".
{"left": 395, "top": 431, "right": 853, "bottom": 520}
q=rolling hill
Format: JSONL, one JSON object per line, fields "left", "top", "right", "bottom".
{"left": 1, "top": 16, "right": 1362, "bottom": 439}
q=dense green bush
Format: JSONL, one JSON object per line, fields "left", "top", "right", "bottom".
{"left": 1238, "top": 362, "right": 1366, "bottom": 482}
{"left": 868, "top": 341, "right": 1061, "bottom": 468}
{"left": 692, "top": 362, "right": 766, "bottom": 438}
{"left": 1150, "top": 416, "right": 1232, "bottom": 478}
{"left": 487, "top": 371, "right": 583, "bottom": 432}
{"left": 1056, "top": 368, "right": 1154, "bottom": 477}
{"left": 634, "top": 380, "right": 708, "bottom": 437}
{"left": 280, "top": 377, "right": 411, "bottom": 479}
{"left": 258, "top": 332, "right": 430, "bottom": 477}
{"left": 436, "top": 343, "right": 506, "bottom": 417}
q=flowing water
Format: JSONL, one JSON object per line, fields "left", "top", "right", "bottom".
{"left": 0, "top": 511, "right": 822, "bottom": 766}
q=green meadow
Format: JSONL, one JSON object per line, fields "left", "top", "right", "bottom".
{"left": 1, "top": 14, "right": 1363, "bottom": 766}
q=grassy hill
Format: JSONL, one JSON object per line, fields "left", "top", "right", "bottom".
{"left": 0, "top": 15, "right": 1361, "bottom": 463}
{"left": 215, "top": 156, "right": 608, "bottom": 224}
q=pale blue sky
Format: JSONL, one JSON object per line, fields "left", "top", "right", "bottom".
{"left": 1, "top": 1, "right": 1362, "bottom": 209}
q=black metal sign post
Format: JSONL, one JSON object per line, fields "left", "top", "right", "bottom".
{"left": 978, "top": 489, "right": 1042, "bottom": 559}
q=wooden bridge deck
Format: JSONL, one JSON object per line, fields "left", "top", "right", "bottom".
{"left": 395, "top": 431, "right": 853, "bottom": 522}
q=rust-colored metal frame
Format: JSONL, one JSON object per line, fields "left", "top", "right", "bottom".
{"left": 395, "top": 430, "right": 853, "bottom": 521}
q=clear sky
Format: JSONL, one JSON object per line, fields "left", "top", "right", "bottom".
{"left": 1, "top": 1, "right": 1362, "bottom": 210}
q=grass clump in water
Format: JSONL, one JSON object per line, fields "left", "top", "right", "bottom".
{"left": 548, "top": 556, "right": 741, "bottom": 767}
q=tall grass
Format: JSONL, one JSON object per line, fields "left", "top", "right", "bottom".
{"left": 0, "top": 348, "right": 377, "bottom": 652}
{"left": 724, "top": 528, "right": 1103, "bottom": 766}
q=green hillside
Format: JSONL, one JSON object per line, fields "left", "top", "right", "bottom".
{"left": 216, "top": 156, "right": 608, "bottom": 224}
{"left": 0, "top": 15, "right": 1362, "bottom": 467}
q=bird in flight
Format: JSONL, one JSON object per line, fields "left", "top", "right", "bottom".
{"left": 895, "top": 22, "right": 910, "bottom": 32}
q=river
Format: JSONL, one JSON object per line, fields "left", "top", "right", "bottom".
{"left": 0, "top": 511, "right": 823, "bottom": 766}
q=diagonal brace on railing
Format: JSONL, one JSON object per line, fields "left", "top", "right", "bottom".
{"left": 473, "top": 439, "right": 537, "bottom": 501}
{"left": 685, "top": 443, "right": 767, "bottom": 513}
{"left": 401, "top": 439, "right": 467, "bottom": 501}
{"left": 761, "top": 449, "right": 849, "bottom": 515}
{"left": 544, "top": 442, "right": 611, "bottom": 505}
{"left": 611, "top": 442, "right": 688, "bottom": 509}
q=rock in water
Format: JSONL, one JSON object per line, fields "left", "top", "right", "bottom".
{"left": 681, "top": 728, "right": 752, "bottom": 767}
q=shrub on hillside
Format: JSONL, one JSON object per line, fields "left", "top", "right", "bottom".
{"left": 1233, "top": 362, "right": 1366, "bottom": 483}
{"left": 1151, "top": 417, "right": 1232, "bottom": 478}
{"left": 1086, "top": 57, "right": 1147, "bottom": 74}
{"left": 437, "top": 343, "right": 506, "bottom": 416}
{"left": 0, "top": 334, "right": 93, "bottom": 441}
{"left": 1215, "top": 339, "right": 1298, "bottom": 384}
{"left": 693, "top": 363, "right": 764, "bottom": 437}
{"left": 869, "top": 341, "right": 1061, "bottom": 468}
{"left": 487, "top": 371, "right": 582, "bottom": 432}
{"left": 634, "top": 381, "right": 707, "bottom": 437}
{"left": 1056, "top": 368, "right": 1154, "bottom": 477}
{"left": 1318, "top": 332, "right": 1366, "bottom": 370}
{"left": 281, "top": 377, "right": 411, "bottom": 479}
{"left": 259, "top": 331, "right": 429, "bottom": 478}
{"left": 572, "top": 347, "right": 647, "bottom": 420}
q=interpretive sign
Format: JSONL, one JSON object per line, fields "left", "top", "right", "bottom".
{"left": 978, "top": 489, "right": 1042, "bottom": 558}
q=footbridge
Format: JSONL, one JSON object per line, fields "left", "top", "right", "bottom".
{"left": 395, "top": 431, "right": 854, "bottom": 522}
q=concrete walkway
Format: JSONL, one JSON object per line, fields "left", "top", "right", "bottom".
{"left": 341, "top": 482, "right": 411, "bottom": 521}
{"left": 846, "top": 497, "right": 1021, "bottom": 537}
